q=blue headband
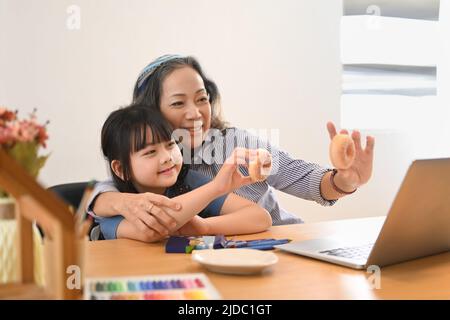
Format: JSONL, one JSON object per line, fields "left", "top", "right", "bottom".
{"left": 136, "top": 54, "right": 185, "bottom": 94}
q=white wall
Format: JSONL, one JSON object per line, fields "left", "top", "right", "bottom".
{"left": 1, "top": 0, "right": 449, "bottom": 223}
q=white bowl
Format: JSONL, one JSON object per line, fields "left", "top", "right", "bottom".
{"left": 192, "top": 248, "right": 278, "bottom": 275}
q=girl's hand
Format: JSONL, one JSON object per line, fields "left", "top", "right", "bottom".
{"left": 212, "top": 148, "right": 254, "bottom": 195}
{"left": 117, "top": 192, "right": 182, "bottom": 238}
{"left": 172, "top": 215, "right": 210, "bottom": 236}
{"left": 326, "top": 122, "right": 375, "bottom": 190}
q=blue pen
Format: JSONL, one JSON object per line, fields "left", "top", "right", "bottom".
{"left": 245, "top": 244, "right": 276, "bottom": 250}
{"left": 224, "top": 238, "right": 290, "bottom": 248}
{"left": 247, "top": 239, "right": 290, "bottom": 246}
{"left": 224, "top": 240, "right": 248, "bottom": 248}
{"left": 247, "top": 238, "right": 276, "bottom": 244}
{"left": 233, "top": 239, "right": 275, "bottom": 246}
{"left": 247, "top": 239, "right": 291, "bottom": 249}
{"left": 235, "top": 241, "right": 249, "bottom": 248}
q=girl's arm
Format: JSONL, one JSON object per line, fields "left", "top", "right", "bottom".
{"left": 94, "top": 182, "right": 238, "bottom": 241}
{"left": 113, "top": 182, "right": 223, "bottom": 242}
{"left": 209, "top": 194, "right": 272, "bottom": 234}
{"left": 159, "top": 148, "right": 256, "bottom": 228}
{"left": 116, "top": 218, "right": 166, "bottom": 243}
{"left": 163, "top": 181, "right": 224, "bottom": 228}
{"left": 176, "top": 193, "right": 272, "bottom": 236}
{"left": 115, "top": 149, "right": 264, "bottom": 242}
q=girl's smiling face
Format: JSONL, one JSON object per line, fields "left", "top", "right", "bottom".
{"left": 159, "top": 66, "right": 212, "bottom": 149}
{"left": 129, "top": 129, "right": 183, "bottom": 194}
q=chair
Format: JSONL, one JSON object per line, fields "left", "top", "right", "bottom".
{"left": 48, "top": 181, "right": 101, "bottom": 240}
{"left": 48, "top": 182, "right": 92, "bottom": 210}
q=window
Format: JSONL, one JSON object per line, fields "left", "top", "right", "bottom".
{"left": 340, "top": 0, "right": 441, "bottom": 133}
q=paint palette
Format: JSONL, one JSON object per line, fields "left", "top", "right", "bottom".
{"left": 84, "top": 273, "right": 221, "bottom": 300}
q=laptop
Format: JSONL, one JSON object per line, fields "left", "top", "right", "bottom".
{"left": 275, "top": 158, "right": 450, "bottom": 269}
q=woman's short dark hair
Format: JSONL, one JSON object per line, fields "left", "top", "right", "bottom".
{"left": 101, "top": 103, "right": 174, "bottom": 193}
{"left": 132, "top": 55, "right": 228, "bottom": 130}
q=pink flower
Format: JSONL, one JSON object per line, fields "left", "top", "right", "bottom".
{"left": 0, "top": 107, "right": 49, "bottom": 147}
{"left": 37, "top": 125, "right": 49, "bottom": 148}
{"left": 0, "top": 107, "right": 17, "bottom": 126}
{"left": 16, "top": 120, "right": 39, "bottom": 142}
{"left": 0, "top": 126, "right": 14, "bottom": 145}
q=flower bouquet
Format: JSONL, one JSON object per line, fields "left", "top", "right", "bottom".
{"left": 0, "top": 107, "right": 49, "bottom": 198}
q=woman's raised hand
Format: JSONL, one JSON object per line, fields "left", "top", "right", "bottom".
{"left": 326, "top": 121, "right": 375, "bottom": 190}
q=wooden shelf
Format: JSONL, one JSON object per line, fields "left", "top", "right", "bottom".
{"left": 0, "top": 283, "right": 50, "bottom": 300}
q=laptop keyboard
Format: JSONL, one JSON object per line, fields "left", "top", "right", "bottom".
{"left": 319, "top": 243, "right": 374, "bottom": 260}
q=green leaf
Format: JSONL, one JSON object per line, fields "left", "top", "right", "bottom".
{"left": 7, "top": 141, "right": 50, "bottom": 178}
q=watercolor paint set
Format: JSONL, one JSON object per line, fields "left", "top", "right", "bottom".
{"left": 84, "top": 273, "right": 221, "bottom": 300}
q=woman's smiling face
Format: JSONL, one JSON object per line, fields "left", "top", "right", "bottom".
{"left": 159, "top": 66, "right": 212, "bottom": 149}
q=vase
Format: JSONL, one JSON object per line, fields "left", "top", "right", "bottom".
{"left": 0, "top": 197, "right": 15, "bottom": 220}
{"left": 0, "top": 197, "right": 45, "bottom": 285}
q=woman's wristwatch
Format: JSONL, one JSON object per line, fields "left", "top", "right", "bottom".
{"left": 330, "top": 169, "right": 357, "bottom": 195}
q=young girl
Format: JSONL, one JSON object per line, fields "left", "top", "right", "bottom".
{"left": 94, "top": 103, "right": 272, "bottom": 242}
{"left": 87, "top": 54, "right": 375, "bottom": 241}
